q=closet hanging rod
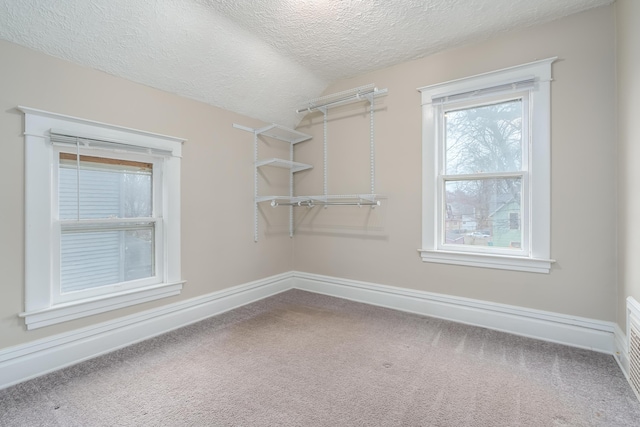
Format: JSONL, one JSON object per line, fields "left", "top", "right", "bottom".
{"left": 296, "top": 88, "right": 388, "bottom": 114}
{"left": 317, "top": 201, "right": 381, "bottom": 207}
{"left": 270, "top": 200, "right": 381, "bottom": 208}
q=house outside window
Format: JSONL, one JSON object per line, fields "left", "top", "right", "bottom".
{"left": 418, "top": 58, "right": 555, "bottom": 273}
{"left": 19, "top": 107, "right": 185, "bottom": 329}
{"left": 509, "top": 212, "right": 520, "bottom": 230}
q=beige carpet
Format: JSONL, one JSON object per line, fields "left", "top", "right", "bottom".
{"left": 1, "top": 289, "right": 639, "bottom": 426}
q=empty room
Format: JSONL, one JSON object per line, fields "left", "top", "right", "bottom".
{"left": 1, "top": 0, "right": 640, "bottom": 425}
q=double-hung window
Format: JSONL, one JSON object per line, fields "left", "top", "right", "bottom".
{"left": 20, "top": 107, "right": 185, "bottom": 329}
{"left": 419, "top": 58, "right": 555, "bottom": 273}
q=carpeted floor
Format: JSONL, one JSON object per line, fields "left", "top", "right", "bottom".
{"left": 1, "top": 289, "right": 639, "bottom": 426}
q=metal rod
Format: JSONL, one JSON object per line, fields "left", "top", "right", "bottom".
{"left": 296, "top": 88, "right": 387, "bottom": 113}
{"left": 254, "top": 131, "right": 258, "bottom": 242}
{"left": 369, "top": 93, "right": 375, "bottom": 195}
{"left": 323, "top": 109, "right": 327, "bottom": 197}
{"left": 316, "top": 201, "right": 380, "bottom": 206}
{"left": 271, "top": 200, "right": 315, "bottom": 207}
{"left": 270, "top": 200, "right": 381, "bottom": 208}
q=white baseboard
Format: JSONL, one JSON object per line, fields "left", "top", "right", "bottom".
{"left": 0, "top": 270, "right": 621, "bottom": 391}
{"left": 292, "top": 271, "right": 617, "bottom": 354}
{"left": 0, "top": 272, "right": 293, "bottom": 391}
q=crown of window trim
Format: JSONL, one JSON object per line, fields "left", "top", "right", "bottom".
{"left": 17, "top": 106, "right": 185, "bottom": 158}
{"left": 418, "top": 57, "right": 557, "bottom": 106}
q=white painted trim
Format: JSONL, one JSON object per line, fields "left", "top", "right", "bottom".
{"left": 1, "top": 270, "right": 621, "bottom": 391}
{"left": 0, "top": 272, "right": 293, "bottom": 390}
{"left": 292, "top": 271, "right": 616, "bottom": 354}
{"left": 20, "top": 106, "right": 184, "bottom": 326}
{"left": 18, "top": 106, "right": 186, "bottom": 149}
{"left": 19, "top": 281, "right": 185, "bottom": 330}
{"left": 418, "top": 57, "right": 557, "bottom": 103}
{"left": 418, "top": 249, "right": 554, "bottom": 274}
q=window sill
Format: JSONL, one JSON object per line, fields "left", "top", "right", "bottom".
{"left": 418, "top": 249, "right": 554, "bottom": 274}
{"left": 19, "top": 281, "right": 185, "bottom": 330}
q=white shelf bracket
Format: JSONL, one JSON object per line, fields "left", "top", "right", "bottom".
{"left": 233, "top": 123, "right": 312, "bottom": 242}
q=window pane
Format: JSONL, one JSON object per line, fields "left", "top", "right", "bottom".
{"left": 59, "top": 154, "right": 152, "bottom": 220}
{"left": 444, "top": 178, "right": 522, "bottom": 249}
{"left": 445, "top": 99, "right": 522, "bottom": 175}
{"left": 60, "top": 227, "right": 154, "bottom": 293}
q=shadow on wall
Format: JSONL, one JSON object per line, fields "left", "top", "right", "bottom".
{"left": 292, "top": 201, "right": 388, "bottom": 239}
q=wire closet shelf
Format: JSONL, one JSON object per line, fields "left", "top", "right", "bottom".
{"left": 293, "top": 83, "right": 387, "bottom": 207}
{"left": 233, "top": 83, "right": 387, "bottom": 241}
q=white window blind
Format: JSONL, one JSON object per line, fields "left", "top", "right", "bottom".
{"left": 58, "top": 152, "right": 155, "bottom": 294}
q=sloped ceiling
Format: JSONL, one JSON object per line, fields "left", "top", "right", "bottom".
{"left": 0, "top": 0, "right": 612, "bottom": 128}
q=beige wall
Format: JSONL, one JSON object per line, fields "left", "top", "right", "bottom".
{"left": 294, "top": 6, "right": 618, "bottom": 321}
{"left": 617, "top": 0, "right": 640, "bottom": 329}
{"left": 0, "top": 39, "right": 294, "bottom": 349}
{"left": 0, "top": 4, "right": 624, "bottom": 353}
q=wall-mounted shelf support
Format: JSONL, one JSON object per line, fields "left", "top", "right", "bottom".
{"left": 233, "top": 123, "right": 312, "bottom": 144}
{"left": 234, "top": 84, "right": 386, "bottom": 241}
{"left": 296, "top": 83, "right": 387, "bottom": 209}
{"left": 255, "top": 158, "right": 313, "bottom": 173}
{"left": 233, "top": 123, "right": 312, "bottom": 241}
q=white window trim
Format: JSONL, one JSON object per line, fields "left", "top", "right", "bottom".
{"left": 418, "top": 58, "right": 556, "bottom": 274}
{"left": 18, "top": 107, "right": 186, "bottom": 329}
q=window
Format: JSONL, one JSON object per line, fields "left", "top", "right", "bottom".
{"left": 19, "top": 107, "right": 185, "bottom": 329}
{"left": 56, "top": 151, "right": 159, "bottom": 302}
{"left": 418, "top": 58, "right": 555, "bottom": 273}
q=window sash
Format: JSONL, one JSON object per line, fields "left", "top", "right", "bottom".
{"left": 435, "top": 93, "right": 530, "bottom": 257}
{"left": 52, "top": 146, "right": 165, "bottom": 304}
{"left": 60, "top": 218, "right": 158, "bottom": 231}
{"left": 443, "top": 97, "right": 526, "bottom": 176}
{"left": 58, "top": 224, "right": 157, "bottom": 296}
{"left": 59, "top": 152, "right": 153, "bottom": 172}
{"left": 438, "top": 175, "right": 528, "bottom": 257}
{"left": 58, "top": 151, "right": 154, "bottom": 221}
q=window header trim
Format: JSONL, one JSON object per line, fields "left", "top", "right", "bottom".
{"left": 17, "top": 106, "right": 185, "bottom": 158}
{"left": 418, "top": 57, "right": 557, "bottom": 106}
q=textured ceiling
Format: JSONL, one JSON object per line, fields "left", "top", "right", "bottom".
{"left": 0, "top": 0, "right": 612, "bottom": 128}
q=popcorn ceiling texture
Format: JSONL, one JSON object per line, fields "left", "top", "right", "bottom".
{"left": 0, "top": 0, "right": 611, "bottom": 128}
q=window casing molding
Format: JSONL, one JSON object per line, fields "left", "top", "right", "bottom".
{"left": 18, "top": 107, "right": 185, "bottom": 329}
{"left": 418, "top": 58, "right": 556, "bottom": 274}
